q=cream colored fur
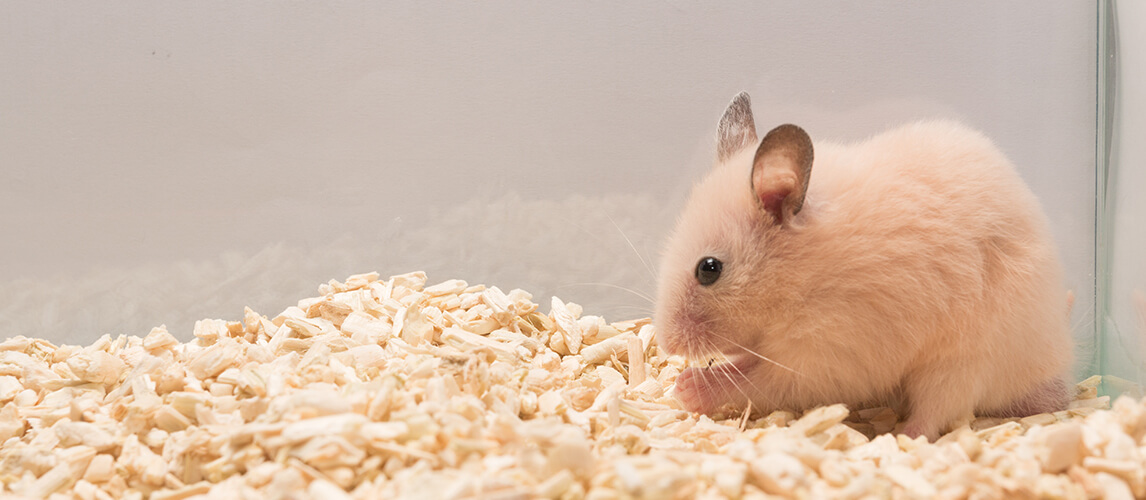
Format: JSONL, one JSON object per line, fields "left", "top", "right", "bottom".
{"left": 656, "top": 117, "right": 1074, "bottom": 440}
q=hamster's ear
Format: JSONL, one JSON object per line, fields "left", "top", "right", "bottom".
{"left": 716, "top": 92, "right": 758, "bottom": 163}
{"left": 751, "top": 124, "right": 814, "bottom": 226}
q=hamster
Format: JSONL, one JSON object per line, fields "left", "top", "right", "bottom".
{"left": 654, "top": 92, "right": 1074, "bottom": 440}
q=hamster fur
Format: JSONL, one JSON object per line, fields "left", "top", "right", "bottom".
{"left": 655, "top": 92, "right": 1074, "bottom": 441}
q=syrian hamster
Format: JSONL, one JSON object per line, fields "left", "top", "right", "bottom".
{"left": 654, "top": 92, "right": 1074, "bottom": 440}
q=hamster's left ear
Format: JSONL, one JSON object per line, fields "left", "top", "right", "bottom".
{"left": 752, "top": 124, "right": 813, "bottom": 226}
{"left": 716, "top": 92, "right": 758, "bottom": 163}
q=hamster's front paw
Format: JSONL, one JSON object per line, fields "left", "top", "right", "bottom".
{"left": 674, "top": 366, "right": 739, "bottom": 415}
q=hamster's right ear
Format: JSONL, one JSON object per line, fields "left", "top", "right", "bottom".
{"left": 716, "top": 92, "right": 758, "bottom": 163}
{"left": 752, "top": 124, "right": 814, "bottom": 226}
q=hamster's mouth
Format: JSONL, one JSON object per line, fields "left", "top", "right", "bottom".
{"left": 694, "top": 353, "right": 760, "bottom": 375}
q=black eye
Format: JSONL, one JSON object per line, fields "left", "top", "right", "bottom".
{"left": 695, "top": 257, "right": 723, "bottom": 286}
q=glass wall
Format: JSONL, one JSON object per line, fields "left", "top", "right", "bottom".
{"left": 1, "top": 2, "right": 1099, "bottom": 377}
{"left": 1100, "top": 0, "right": 1146, "bottom": 396}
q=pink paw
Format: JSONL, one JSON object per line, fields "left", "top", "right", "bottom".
{"left": 674, "top": 367, "right": 724, "bottom": 414}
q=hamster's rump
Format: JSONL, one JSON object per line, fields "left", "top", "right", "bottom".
{"left": 655, "top": 94, "right": 1073, "bottom": 440}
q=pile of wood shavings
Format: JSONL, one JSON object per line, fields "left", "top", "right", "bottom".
{"left": 0, "top": 271, "right": 1137, "bottom": 500}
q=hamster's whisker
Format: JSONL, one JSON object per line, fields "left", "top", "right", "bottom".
{"left": 693, "top": 309, "right": 761, "bottom": 327}
{"left": 606, "top": 212, "right": 658, "bottom": 282}
{"left": 702, "top": 332, "right": 770, "bottom": 407}
{"left": 695, "top": 317, "right": 722, "bottom": 328}
{"left": 556, "top": 283, "right": 655, "bottom": 305}
{"left": 612, "top": 306, "right": 657, "bottom": 317}
{"left": 721, "top": 352, "right": 777, "bottom": 410}
{"left": 702, "top": 338, "right": 756, "bottom": 398}
{"left": 699, "top": 338, "right": 750, "bottom": 404}
{"left": 708, "top": 333, "right": 802, "bottom": 377}
{"left": 713, "top": 367, "right": 751, "bottom": 406}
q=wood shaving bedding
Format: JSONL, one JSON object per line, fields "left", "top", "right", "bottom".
{"left": 0, "top": 271, "right": 1136, "bottom": 499}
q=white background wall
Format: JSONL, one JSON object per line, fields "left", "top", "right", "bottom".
{"left": 0, "top": 2, "right": 1097, "bottom": 372}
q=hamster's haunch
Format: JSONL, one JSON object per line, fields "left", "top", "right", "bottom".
{"left": 655, "top": 92, "right": 1074, "bottom": 441}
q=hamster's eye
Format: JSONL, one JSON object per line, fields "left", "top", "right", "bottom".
{"left": 695, "top": 257, "right": 722, "bottom": 286}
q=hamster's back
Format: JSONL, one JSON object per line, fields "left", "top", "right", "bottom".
{"left": 802, "top": 120, "right": 1072, "bottom": 413}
